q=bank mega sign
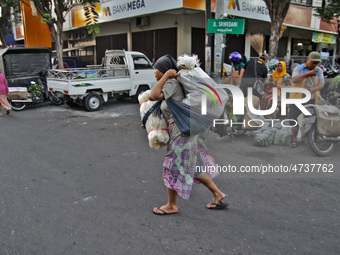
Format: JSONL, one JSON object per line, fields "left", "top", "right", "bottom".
{"left": 227, "top": 0, "right": 271, "bottom": 22}
{"left": 98, "top": 0, "right": 182, "bottom": 23}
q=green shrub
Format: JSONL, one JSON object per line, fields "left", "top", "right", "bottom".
{"left": 328, "top": 75, "right": 340, "bottom": 92}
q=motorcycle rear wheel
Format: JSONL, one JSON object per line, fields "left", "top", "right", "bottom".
{"left": 232, "top": 124, "right": 246, "bottom": 137}
{"left": 49, "top": 92, "right": 64, "bottom": 105}
{"left": 308, "top": 124, "right": 335, "bottom": 157}
{"left": 10, "top": 101, "right": 26, "bottom": 111}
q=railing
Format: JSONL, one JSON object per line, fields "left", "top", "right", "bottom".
{"left": 47, "top": 66, "right": 130, "bottom": 80}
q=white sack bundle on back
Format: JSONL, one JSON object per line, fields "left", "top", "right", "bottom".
{"left": 139, "top": 90, "right": 169, "bottom": 149}
{"left": 177, "top": 54, "right": 228, "bottom": 117}
{"left": 168, "top": 54, "right": 228, "bottom": 135}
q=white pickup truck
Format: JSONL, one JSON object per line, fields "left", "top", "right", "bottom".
{"left": 47, "top": 50, "right": 156, "bottom": 111}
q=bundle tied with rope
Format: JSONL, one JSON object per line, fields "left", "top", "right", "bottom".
{"left": 165, "top": 54, "right": 229, "bottom": 136}
{"left": 139, "top": 90, "right": 169, "bottom": 149}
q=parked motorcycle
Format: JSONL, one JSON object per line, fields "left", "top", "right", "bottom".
{"left": 267, "top": 59, "right": 279, "bottom": 77}
{"left": 212, "top": 105, "right": 246, "bottom": 138}
{"left": 260, "top": 81, "right": 280, "bottom": 119}
{"left": 9, "top": 81, "right": 47, "bottom": 111}
{"left": 320, "top": 61, "right": 339, "bottom": 79}
{"left": 300, "top": 93, "right": 340, "bottom": 156}
{"left": 212, "top": 90, "right": 259, "bottom": 138}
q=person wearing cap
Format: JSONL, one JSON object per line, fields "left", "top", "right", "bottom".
{"left": 239, "top": 53, "right": 269, "bottom": 98}
{"left": 289, "top": 51, "right": 325, "bottom": 148}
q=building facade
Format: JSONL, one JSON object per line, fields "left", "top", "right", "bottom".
{"left": 14, "top": 0, "right": 338, "bottom": 70}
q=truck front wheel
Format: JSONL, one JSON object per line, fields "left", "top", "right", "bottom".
{"left": 84, "top": 92, "right": 103, "bottom": 111}
{"left": 131, "top": 86, "right": 149, "bottom": 103}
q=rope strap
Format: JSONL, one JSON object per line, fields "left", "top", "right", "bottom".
{"left": 148, "top": 128, "right": 168, "bottom": 134}
{"left": 139, "top": 99, "right": 149, "bottom": 107}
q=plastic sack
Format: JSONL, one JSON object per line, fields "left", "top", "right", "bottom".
{"left": 177, "top": 55, "right": 228, "bottom": 116}
{"left": 315, "top": 104, "right": 340, "bottom": 136}
{"left": 166, "top": 98, "right": 216, "bottom": 136}
{"left": 173, "top": 55, "right": 228, "bottom": 135}
{"left": 178, "top": 67, "right": 229, "bottom": 118}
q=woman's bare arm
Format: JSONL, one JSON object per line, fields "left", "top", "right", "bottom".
{"left": 148, "top": 70, "right": 179, "bottom": 101}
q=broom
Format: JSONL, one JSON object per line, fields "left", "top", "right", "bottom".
{"left": 250, "top": 34, "right": 264, "bottom": 56}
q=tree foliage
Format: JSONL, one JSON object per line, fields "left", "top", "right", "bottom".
{"left": 263, "top": 0, "right": 290, "bottom": 59}
{"left": 314, "top": 0, "right": 340, "bottom": 22}
{"left": 314, "top": 0, "right": 340, "bottom": 53}
{"left": 84, "top": 0, "right": 100, "bottom": 35}
{"left": 0, "top": 0, "right": 21, "bottom": 48}
{"left": 30, "top": 0, "right": 99, "bottom": 68}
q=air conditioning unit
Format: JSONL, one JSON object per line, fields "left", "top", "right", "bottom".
{"left": 136, "top": 16, "right": 149, "bottom": 27}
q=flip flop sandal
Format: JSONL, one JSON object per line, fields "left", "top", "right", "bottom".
{"left": 207, "top": 201, "right": 229, "bottom": 210}
{"left": 290, "top": 141, "right": 297, "bottom": 148}
{"left": 152, "top": 207, "right": 179, "bottom": 216}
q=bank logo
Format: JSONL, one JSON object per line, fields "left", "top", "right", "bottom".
{"left": 102, "top": 6, "right": 110, "bottom": 17}
{"left": 228, "top": 0, "right": 240, "bottom": 10}
{"left": 101, "top": 0, "right": 146, "bottom": 17}
{"left": 199, "top": 83, "right": 222, "bottom": 106}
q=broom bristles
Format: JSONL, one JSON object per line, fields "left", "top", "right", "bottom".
{"left": 250, "top": 34, "right": 264, "bottom": 56}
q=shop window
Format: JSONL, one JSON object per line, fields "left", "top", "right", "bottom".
{"left": 291, "top": 38, "right": 316, "bottom": 56}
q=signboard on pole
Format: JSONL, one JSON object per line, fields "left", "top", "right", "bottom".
{"left": 207, "top": 19, "right": 245, "bottom": 34}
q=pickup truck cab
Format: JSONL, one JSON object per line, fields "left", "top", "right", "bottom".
{"left": 47, "top": 50, "right": 156, "bottom": 111}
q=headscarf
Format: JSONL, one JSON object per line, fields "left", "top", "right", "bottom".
{"left": 153, "top": 54, "right": 179, "bottom": 74}
{"left": 271, "top": 61, "right": 288, "bottom": 79}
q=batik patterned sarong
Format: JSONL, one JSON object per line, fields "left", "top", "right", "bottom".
{"left": 0, "top": 95, "right": 11, "bottom": 111}
{"left": 163, "top": 121, "right": 219, "bottom": 200}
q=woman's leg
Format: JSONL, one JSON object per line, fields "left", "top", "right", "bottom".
{"left": 153, "top": 188, "right": 178, "bottom": 214}
{"left": 195, "top": 174, "right": 226, "bottom": 208}
{"left": 291, "top": 125, "right": 299, "bottom": 148}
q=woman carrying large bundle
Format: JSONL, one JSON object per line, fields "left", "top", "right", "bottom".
{"left": 148, "top": 55, "right": 227, "bottom": 215}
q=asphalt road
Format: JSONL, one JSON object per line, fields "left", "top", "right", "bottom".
{"left": 0, "top": 99, "right": 339, "bottom": 255}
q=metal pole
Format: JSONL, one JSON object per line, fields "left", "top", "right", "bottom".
{"left": 205, "top": 0, "right": 212, "bottom": 75}
{"left": 214, "top": 0, "right": 225, "bottom": 80}
{"left": 220, "top": 34, "right": 226, "bottom": 79}
{"left": 230, "top": 62, "right": 234, "bottom": 85}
